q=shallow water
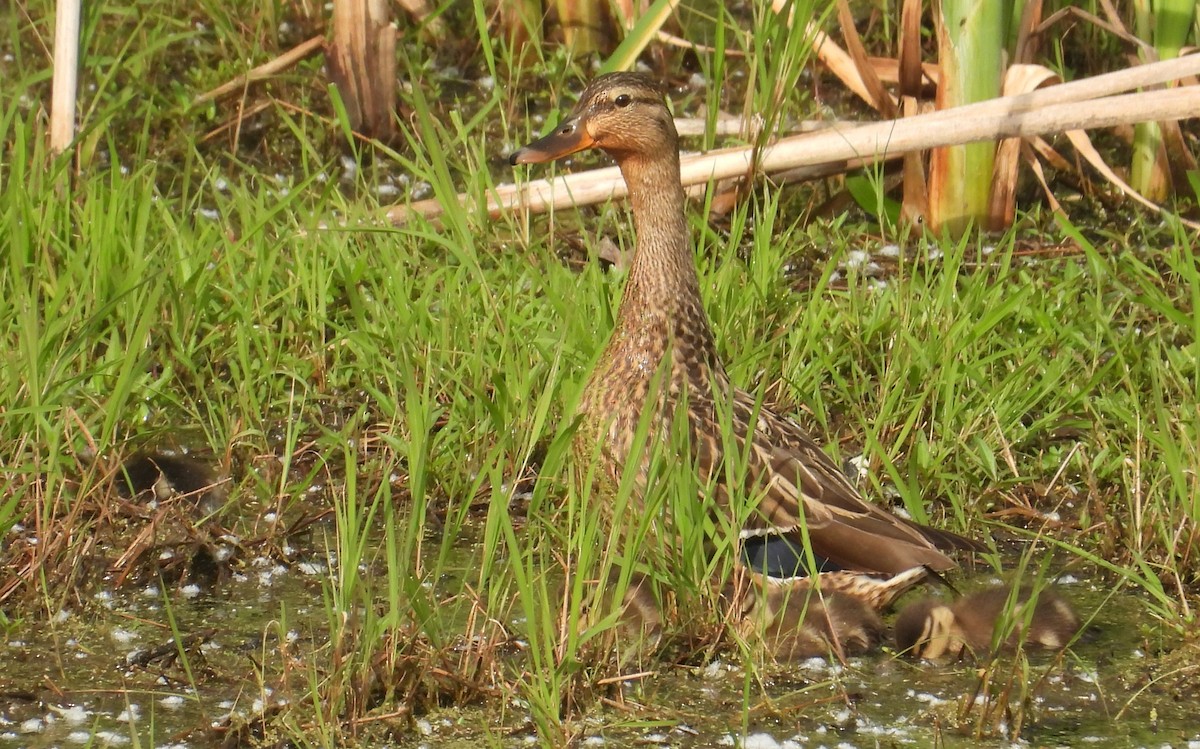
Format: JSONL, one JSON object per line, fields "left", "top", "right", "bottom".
{"left": 2, "top": 531, "right": 1196, "bottom": 749}
{"left": 0, "top": 548, "right": 330, "bottom": 748}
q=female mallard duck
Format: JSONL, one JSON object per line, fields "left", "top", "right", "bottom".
{"left": 510, "top": 72, "right": 981, "bottom": 579}
{"left": 894, "top": 585, "right": 1081, "bottom": 659}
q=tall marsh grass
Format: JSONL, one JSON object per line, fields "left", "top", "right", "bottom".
{"left": 2, "top": 0, "right": 1198, "bottom": 744}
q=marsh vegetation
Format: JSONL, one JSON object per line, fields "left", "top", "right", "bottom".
{"left": 2, "top": 0, "right": 1198, "bottom": 746}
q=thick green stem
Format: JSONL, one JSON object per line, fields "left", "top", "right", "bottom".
{"left": 929, "top": 0, "right": 1005, "bottom": 236}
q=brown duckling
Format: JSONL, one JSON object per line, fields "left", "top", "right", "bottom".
{"left": 721, "top": 566, "right": 933, "bottom": 660}
{"left": 510, "top": 72, "right": 982, "bottom": 578}
{"left": 613, "top": 573, "right": 663, "bottom": 640}
{"left": 571, "top": 572, "right": 665, "bottom": 665}
{"left": 894, "top": 585, "right": 1081, "bottom": 659}
{"left": 724, "top": 582, "right": 884, "bottom": 660}
{"left": 573, "top": 572, "right": 664, "bottom": 638}
{"left": 117, "top": 451, "right": 228, "bottom": 514}
{"left": 766, "top": 592, "right": 883, "bottom": 659}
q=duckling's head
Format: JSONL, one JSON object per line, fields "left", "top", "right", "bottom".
{"left": 510, "top": 72, "right": 674, "bottom": 166}
{"left": 894, "top": 598, "right": 962, "bottom": 659}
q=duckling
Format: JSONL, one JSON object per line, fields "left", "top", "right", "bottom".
{"left": 510, "top": 72, "right": 982, "bottom": 578}
{"left": 613, "top": 572, "right": 663, "bottom": 640}
{"left": 767, "top": 591, "right": 883, "bottom": 659}
{"left": 117, "top": 452, "right": 228, "bottom": 514}
{"left": 721, "top": 565, "right": 932, "bottom": 660}
{"left": 571, "top": 572, "right": 664, "bottom": 634}
{"left": 572, "top": 572, "right": 664, "bottom": 664}
{"left": 723, "top": 580, "right": 883, "bottom": 659}
{"left": 894, "top": 585, "right": 1081, "bottom": 659}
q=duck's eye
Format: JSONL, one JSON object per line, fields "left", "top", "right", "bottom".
{"left": 614, "top": 93, "right": 632, "bottom": 108}
{"left": 560, "top": 123, "right": 574, "bottom": 135}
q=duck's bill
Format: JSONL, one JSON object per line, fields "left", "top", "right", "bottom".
{"left": 509, "top": 118, "right": 594, "bottom": 165}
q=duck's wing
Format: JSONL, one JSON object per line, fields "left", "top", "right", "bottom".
{"left": 695, "top": 388, "right": 981, "bottom": 574}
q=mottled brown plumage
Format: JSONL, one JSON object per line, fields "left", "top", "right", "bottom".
{"left": 725, "top": 565, "right": 932, "bottom": 618}
{"left": 510, "top": 72, "right": 981, "bottom": 579}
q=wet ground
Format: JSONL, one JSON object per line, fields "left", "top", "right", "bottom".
{"left": 2, "top": 519, "right": 1197, "bottom": 749}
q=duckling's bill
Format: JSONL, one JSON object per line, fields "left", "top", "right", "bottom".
{"left": 510, "top": 117, "right": 595, "bottom": 165}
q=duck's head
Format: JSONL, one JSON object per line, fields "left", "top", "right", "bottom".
{"left": 509, "top": 72, "right": 674, "bottom": 166}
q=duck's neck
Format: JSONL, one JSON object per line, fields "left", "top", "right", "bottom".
{"left": 615, "top": 151, "right": 719, "bottom": 366}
